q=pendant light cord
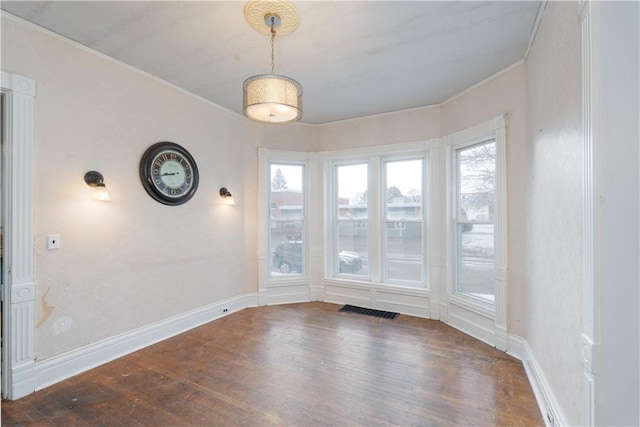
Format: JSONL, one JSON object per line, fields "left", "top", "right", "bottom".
{"left": 270, "top": 16, "right": 276, "bottom": 74}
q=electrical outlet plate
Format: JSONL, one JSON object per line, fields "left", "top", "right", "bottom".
{"left": 47, "top": 234, "right": 60, "bottom": 250}
{"left": 546, "top": 408, "right": 555, "bottom": 427}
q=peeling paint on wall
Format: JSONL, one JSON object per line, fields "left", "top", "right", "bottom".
{"left": 52, "top": 316, "right": 73, "bottom": 336}
{"left": 35, "top": 287, "right": 55, "bottom": 328}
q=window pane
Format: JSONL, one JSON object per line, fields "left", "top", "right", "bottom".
{"left": 270, "top": 164, "right": 303, "bottom": 220}
{"left": 337, "top": 164, "right": 367, "bottom": 276}
{"left": 337, "top": 164, "right": 367, "bottom": 219}
{"left": 338, "top": 221, "right": 367, "bottom": 276}
{"left": 385, "top": 221, "right": 422, "bottom": 282}
{"left": 386, "top": 159, "right": 422, "bottom": 219}
{"left": 270, "top": 164, "right": 304, "bottom": 277}
{"left": 271, "top": 234, "right": 304, "bottom": 275}
{"left": 384, "top": 159, "right": 423, "bottom": 283}
{"left": 458, "top": 142, "right": 495, "bottom": 221}
{"left": 456, "top": 223, "right": 494, "bottom": 301}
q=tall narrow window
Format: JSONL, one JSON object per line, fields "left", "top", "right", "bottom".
{"left": 455, "top": 140, "right": 496, "bottom": 302}
{"left": 335, "top": 164, "right": 367, "bottom": 277}
{"left": 269, "top": 164, "right": 305, "bottom": 276}
{"left": 384, "top": 159, "right": 424, "bottom": 284}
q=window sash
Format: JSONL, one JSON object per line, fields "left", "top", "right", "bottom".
{"left": 334, "top": 162, "right": 369, "bottom": 277}
{"left": 383, "top": 219, "right": 424, "bottom": 284}
{"left": 382, "top": 158, "right": 425, "bottom": 285}
{"left": 268, "top": 162, "right": 306, "bottom": 279}
{"left": 453, "top": 140, "right": 496, "bottom": 303}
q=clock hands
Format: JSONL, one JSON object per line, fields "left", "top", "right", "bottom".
{"left": 160, "top": 172, "right": 180, "bottom": 176}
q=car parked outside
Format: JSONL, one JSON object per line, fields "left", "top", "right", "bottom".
{"left": 284, "top": 223, "right": 302, "bottom": 241}
{"left": 272, "top": 242, "right": 362, "bottom": 274}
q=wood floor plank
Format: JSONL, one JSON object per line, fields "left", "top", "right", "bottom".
{"left": 2, "top": 302, "right": 543, "bottom": 426}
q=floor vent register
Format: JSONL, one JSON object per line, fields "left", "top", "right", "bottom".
{"left": 339, "top": 304, "right": 399, "bottom": 320}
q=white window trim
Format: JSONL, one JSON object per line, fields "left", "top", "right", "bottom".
{"left": 444, "top": 115, "right": 507, "bottom": 350}
{"left": 319, "top": 140, "right": 438, "bottom": 317}
{"left": 322, "top": 141, "right": 436, "bottom": 289}
{"left": 257, "top": 148, "right": 314, "bottom": 306}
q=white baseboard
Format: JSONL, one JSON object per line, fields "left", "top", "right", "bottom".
{"left": 34, "top": 293, "right": 258, "bottom": 391}
{"left": 10, "top": 360, "right": 36, "bottom": 400}
{"left": 521, "top": 340, "right": 568, "bottom": 427}
{"left": 506, "top": 333, "right": 528, "bottom": 361}
{"left": 31, "top": 294, "right": 563, "bottom": 427}
{"left": 506, "top": 334, "right": 566, "bottom": 426}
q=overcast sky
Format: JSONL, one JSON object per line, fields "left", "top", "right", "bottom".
{"left": 271, "top": 159, "right": 422, "bottom": 202}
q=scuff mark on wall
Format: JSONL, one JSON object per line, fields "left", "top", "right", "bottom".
{"left": 35, "top": 287, "right": 55, "bottom": 328}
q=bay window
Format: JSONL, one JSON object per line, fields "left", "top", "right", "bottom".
{"left": 330, "top": 155, "right": 426, "bottom": 287}
{"left": 259, "top": 116, "right": 506, "bottom": 347}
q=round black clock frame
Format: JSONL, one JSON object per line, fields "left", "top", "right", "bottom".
{"left": 139, "top": 141, "right": 199, "bottom": 206}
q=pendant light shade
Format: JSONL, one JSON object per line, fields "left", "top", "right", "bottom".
{"left": 243, "top": 74, "right": 302, "bottom": 124}
{"left": 243, "top": 0, "right": 302, "bottom": 124}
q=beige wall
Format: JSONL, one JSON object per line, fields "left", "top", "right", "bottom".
{"left": 316, "top": 106, "right": 440, "bottom": 151}
{"left": 3, "top": 7, "right": 590, "bottom": 423}
{"left": 2, "top": 16, "right": 247, "bottom": 360}
{"left": 524, "top": 2, "right": 583, "bottom": 424}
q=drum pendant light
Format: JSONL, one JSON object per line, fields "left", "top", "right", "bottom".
{"left": 243, "top": 0, "right": 303, "bottom": 124}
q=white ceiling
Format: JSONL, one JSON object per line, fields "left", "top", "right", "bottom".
{"left": 1, "top": 1, "right": 541, "bottom": 124}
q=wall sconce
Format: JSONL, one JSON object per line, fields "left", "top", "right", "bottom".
{"left": 84, "top": 171, "right": 111, "bottom": 201}
{"left": 219, "top": 187, "right": 235, "bottom": 205}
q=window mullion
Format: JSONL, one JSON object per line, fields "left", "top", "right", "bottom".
{"left": 331, "top": 170, "right": 338, "bottom": 275}
{"left": 369, "top": 156, "right": 381, "bottom": 283}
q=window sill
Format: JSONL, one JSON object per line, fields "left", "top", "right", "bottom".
{"left": 324, "top": 277, "right": 430, "bottom": 294}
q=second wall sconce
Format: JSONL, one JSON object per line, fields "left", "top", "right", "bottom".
{"left": 84, "top": 171, "right": 111, "bottom": 201}
{"left": 219, "top": 187, "right": 235, "bottom": 205}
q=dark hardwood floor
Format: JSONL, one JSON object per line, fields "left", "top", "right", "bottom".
{"left": 2, "top": 302, "right": 543, "bottom": 426}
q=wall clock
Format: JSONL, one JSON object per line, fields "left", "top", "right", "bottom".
{"left": 139, "top": 141, "right": 199, "bottom": 206}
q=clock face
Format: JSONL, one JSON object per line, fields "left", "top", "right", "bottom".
{"left": 139, "top": 142, "right": 199, "bottom": 206}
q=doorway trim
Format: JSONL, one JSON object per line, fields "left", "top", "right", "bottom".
{"left": 1, "top": 71, "right": 36, "bottom": 399}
